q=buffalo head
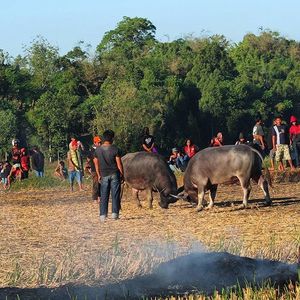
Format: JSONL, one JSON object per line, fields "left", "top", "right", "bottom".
{"left": 158, "top": 186, "right": 186, "bottom": 209}
{"left": 158, "top": 194, "right": 177, "bottom": 209}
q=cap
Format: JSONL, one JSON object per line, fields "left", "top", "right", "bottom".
{"left": 71, "top": 140, "right": 78, "bottom": 147}
{"left": 93, "top": 136, "right": 101, "bottom": 144}
{"left": 290, "top": 115, "right": 297, "bottom": 123}
{"left": 12, "top": 138, "right": 20, "bottom": 146}
{"left": 172, "top": 148, "right": 179, "bottom": 152}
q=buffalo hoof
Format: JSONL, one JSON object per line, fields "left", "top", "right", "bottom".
{"left": 239, "top": 204, "right": 247, "bottom": 209}
{"left": 149, "top": 205, "right": 153, "bottom": 210}
{"left": 205, "top": 206, "right": 214, "bottom": 210}
{"left": 264, "top": 200, "right": 272, "bottom": 206}
{"left": 158, "top": 202, "right": 169, "bottom": 209}
{"left": 196, "top": 205, "right": 204, "bottom": 212}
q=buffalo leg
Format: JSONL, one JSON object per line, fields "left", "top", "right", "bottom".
{"left": 238, "top": 177, "right": 251, "bottom": 207}
{"left": 258, "top": 176, "right": 272, "bottom": 205}
{"left": 196, "top": 187, "right": 205, "bottom": 212}
{"left": 252, "top": 175, "right": 272, "bottom": 206}
{"left": 146, "top": 189, "right": 154, "bottom": 209}
{"left": 132, "top": 188, "right": 142, "bottom": 208}
{"left": 207, "top": 184, "right": 218, "bottom": 209}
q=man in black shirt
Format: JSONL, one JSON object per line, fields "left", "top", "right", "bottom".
{"left": 141, "top": 127, "right": 156, "bottom": 153}
{"left": 94, "top": 130, "right": 124, "bottom": 221}
{"left": 31, "top": 146, "right": 45, "bottom": 177}
{"left": 272, "top": 116, "right": 295, "bottom": 171}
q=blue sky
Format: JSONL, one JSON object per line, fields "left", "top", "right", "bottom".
{"left": 2, "top": 0, "right": 300, "bottom": 57}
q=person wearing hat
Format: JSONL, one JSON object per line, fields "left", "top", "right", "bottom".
{"left": 235, "top": 132, "right": 247, "bottom": 145}
{"left": 289, "top": 115, "right": 300, "bottom": 167}
{"left": 9, "top": 139, "right": 21, "bottom": 163}
{"left": 168, "top": 147, "right": 185, "bottom": 172}
{"left": 89, "top": 136, "right": 101, "bottom": 202}
{"left": 67, "top": 140, "right": 84, "bottom": 191}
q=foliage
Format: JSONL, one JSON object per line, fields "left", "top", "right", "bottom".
{"left": 0, "top": 109, "right": 17, "bottom": 156}
{"left": 2, "top": 19, "right": 300, "bottom": 156}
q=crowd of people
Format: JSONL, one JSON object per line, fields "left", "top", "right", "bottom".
{"left": 165, "top": 115, "right": 300, "bottom": 173}
{"left": 246, "top": 115, "right": 299, "bottom": 171}
{"left": 1, "top": 114, "right": 300, "bottom": 221}
{"left": 0, "top": 139, "right": 45, "bottom": 189}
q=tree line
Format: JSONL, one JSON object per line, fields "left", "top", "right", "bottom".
{"left": 1, "top": 16, "right": 300, "bottom": 158}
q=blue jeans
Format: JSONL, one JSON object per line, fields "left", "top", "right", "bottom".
{"left": 69, "top": 170, "right": 82, "bottom": 184}
{"left": 100, "top": 173, "right": 121, "bottom": 217}
{"left": 34, "top": 170, "right": 44, "bottom": 177}
{"left": 292, "top": 142, "right": 300, "bottom": 167}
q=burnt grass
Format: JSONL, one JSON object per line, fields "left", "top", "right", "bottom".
{"left": 1, "top": 251, "right": 299, "bottom": 299}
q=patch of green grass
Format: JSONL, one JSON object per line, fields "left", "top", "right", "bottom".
{"left": 11, "top": 175, "right": 68, "bottom": 191}
{"left": 7, "top": 162, "right": 91, "bottom": 191}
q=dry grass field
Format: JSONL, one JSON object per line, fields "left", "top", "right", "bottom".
{"left": 0, "top": 173, "right": 299, "bottom": 299}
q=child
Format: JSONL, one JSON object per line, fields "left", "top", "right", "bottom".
{"left": 9, "top": 163, "right": 22, "bottom": 184}
{"left": 54, "top": 161, "right": 68, "bottom": 180}
{"left": 1, "top": 161, "right": 12, "bottom": 189}
{"left": 84, "top": 157, "right": 92, "bottom": 179}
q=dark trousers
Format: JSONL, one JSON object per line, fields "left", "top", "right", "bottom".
{"left": 100, "top": 173, "right": 121, "bottom": 217}
{"left": 91, "top": 172, "right": 101, "bottom": 200}
{"left": 21, "top": 171, "right": 29, "bottom": 179}
{"left": 292, "top": 142, "right": 300, "bottom": 167}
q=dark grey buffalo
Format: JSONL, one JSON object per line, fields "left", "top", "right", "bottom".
{"left": 179, "top": 145, "right": 271, "bottom": 211}
{"left": 122, "top": 152, "right": 178, "bottom": 209}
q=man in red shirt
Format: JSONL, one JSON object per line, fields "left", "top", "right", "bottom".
{"left": 289, "top": 115, "right": 300, "bottom": 167}
{"left": 20, "top": 148, "right": 30, "bottom": 179}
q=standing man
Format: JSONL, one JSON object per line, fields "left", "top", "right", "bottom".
{"left": 31, "top": 146, "right": 45, "bottom": 177}
{"left": 253, "top": 116, "right": 265, "bottom": 151}
{"left": 67, "top": 140, "right": 84, "bottom": 192}
{"left": 289, "top": 115, "right": 300, "bottom": 167}
{"left": 90, "top": 136, "right": 101, "bottom": 202}
{"left": 94, "top": 130, "right": 124, "bottom": 221}
{"left": 272, "top": 116, "right": 295, "bottom": 171}
{"left": 266, "top": 119, "right": 283, "bottom": 171}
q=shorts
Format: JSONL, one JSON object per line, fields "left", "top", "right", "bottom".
{"left": 1, "top": 178, "right": 8, "bottom": 185}
{"left": 275, "top": 144, "right": 291, "bottom": 162}
{"left": 69, "top": 170, "right": 82, "bottom": 184}
{"left": 269, "top": 148, "right": 275, "bottom": 159}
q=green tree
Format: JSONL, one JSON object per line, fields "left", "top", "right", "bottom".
{"left": 0, "top": 109, "right": 17, "bottom": 157}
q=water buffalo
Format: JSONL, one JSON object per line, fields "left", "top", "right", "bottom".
{"left": 122, "top": 152, "right": 178, "bottom": 209}
{"left": 178, "top": 145, "right": 271, "bottom": 211}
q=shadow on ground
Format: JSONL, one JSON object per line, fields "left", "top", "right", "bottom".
{"left": 1, "top": 252, "right": 298, "bottom": 300}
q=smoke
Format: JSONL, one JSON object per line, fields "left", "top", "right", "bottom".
{"left": 99, "top": 251, "right": 298, "bottom": 299}
{"left": 2, "top": 241, "right": 298, "bottom": 299}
